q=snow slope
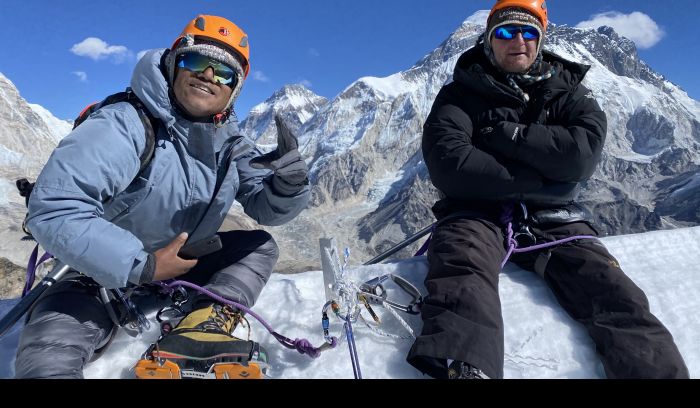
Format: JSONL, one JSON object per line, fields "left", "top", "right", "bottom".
{"left": 1, "top": 226, "right": 698, "bottom": 379}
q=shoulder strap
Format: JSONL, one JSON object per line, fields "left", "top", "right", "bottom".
{"left": 73, "top": 90, "right": 159, "bottom": 176}
{"left": 122, "top": 90, "right": 159, "bottom": 177}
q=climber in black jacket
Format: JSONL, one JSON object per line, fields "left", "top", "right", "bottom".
{"left": 407, "top": 0, "right": 688, "bottom": 379}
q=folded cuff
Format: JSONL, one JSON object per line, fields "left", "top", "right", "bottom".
{"left": 138, "top": 253, "right": 156, "bottom": 284}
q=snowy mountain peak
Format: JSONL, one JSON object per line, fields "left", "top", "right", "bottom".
{"left": 547, "top": 25, "right": 664, "bottom": 87}
{"left": 240, "top": 83, "right": 327, "bottom": 146}
{"left": 237, "top": 14, "right": 700, "bottom": 272}
{"left": 464, "top": 9, "right": 489, "bottom": 27}
{"left": 1, "top": 17, "right": 699, "bottom": 293}
{"left": 28, "top": 103, "right": 73, "bottom": 144}
{"left": 365, "top": 74, "right": 415, "bottom": 98}
{"left": 341, "top": 73, "right": 417, "bottom": 103}
{"left": 0, "top": 72, "right": 73, "bottom": 268}
{"left": 251, "top": 83, "right": 325, "bottom": 113}
{"left": 276, "top": 83, "right": 321, "bottom": 99}
{"left": 0, "top": 72, "right": 71, "bottom": 180}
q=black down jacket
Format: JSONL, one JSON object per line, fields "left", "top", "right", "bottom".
{"left": 422, "top": 43, "right": 607, "bottom": 217}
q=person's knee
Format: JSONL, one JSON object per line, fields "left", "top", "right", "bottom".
{"left": 15, "top": 312, "right": 98, "bottom": 379}
{"left": 15, "top": 281, "right": 113, "bottom": 379}
{"left": 255, "top": 231, "right": 279, "bottom": 262}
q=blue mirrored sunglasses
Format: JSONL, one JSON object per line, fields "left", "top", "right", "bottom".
{"left": 176, "top": 52, "right": 238, "bottom": 87}
{"left": 493, "top": 25, "right": 540, "bottom": 41}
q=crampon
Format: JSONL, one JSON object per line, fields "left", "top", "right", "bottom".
{"left": 134, "top": 341, "right": 269, "bottom": 379}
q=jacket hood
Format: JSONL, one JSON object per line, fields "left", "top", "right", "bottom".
{"left": 130, "top": 48, "right": 239, "bottom": 158}
{"left": 130, "top": 49, "right": 177, "bottom": 128}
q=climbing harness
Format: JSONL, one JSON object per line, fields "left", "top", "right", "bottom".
{"left": 500, "top": 202, "right": 598, "bottom": 269}
{"left": 4, "top": 240, "right": 334, "bottom": 380}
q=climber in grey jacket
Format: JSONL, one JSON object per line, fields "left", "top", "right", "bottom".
{"left": 16, "top": 15, "right": 309, "bottom": 378}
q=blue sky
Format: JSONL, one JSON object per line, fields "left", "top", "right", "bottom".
{"left": 1, "top": 0, "right": 698, "bottom": 121}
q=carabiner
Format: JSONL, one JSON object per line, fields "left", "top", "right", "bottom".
{"left": 156, "top": 304, "right": 186, "bottom": 323}
{"left": 359, "top": 274, "right": 423, "bottom": 315}
{"left": 360, "top": 274, "right": 390, "bottom": 294}
{"left": 513, "top": 224, "right": 537, "bottom": 248}
{"left": 112, "top": 288, "right": 151, "bottom": 334}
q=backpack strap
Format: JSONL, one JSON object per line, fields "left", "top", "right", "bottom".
{"left": 73, "top": 89, "right": 159, "bottom": 176}
{"left": 122, "top": 91, "right": 158, "bottom": 178}
{"left": 16, "top": 89, "right": 161, "bottom": 237}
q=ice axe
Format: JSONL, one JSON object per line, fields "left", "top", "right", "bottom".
{"left": 0, "top": 262, "right": 71, "bottom": 338}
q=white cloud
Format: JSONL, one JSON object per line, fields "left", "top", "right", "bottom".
{"left": 299, "top": 79, "right": 313, "bottom": 88}
{"left": 253, "top": 71, "right": 270, "bottom": 82}
{"left": 308, "top": 48, "right": 320, "bottom": 58}
{"left": 575, "top": 11, "right": 665, "bottom": 49}
{"left": 70, "top": 37, "right": 131, "bottom": 62}
{"left": 72, "top": 71, "right": 88, "bottom": 82}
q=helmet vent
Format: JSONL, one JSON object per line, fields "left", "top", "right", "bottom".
{"left": 195, "top": 17, "right": 206, "bottom": 31}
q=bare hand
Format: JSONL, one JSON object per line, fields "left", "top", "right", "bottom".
{"left": 153, "top": 232, "right": 198, "bottom": 281}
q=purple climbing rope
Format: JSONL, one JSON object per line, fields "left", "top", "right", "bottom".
{"left": 153, "top": 279, "right": 337, "bottom": 359}
{"left": 18, "top": 248, "right": 335, "bottom": 358}
{"left": 23, "top": 244, "right": 53, "bottom": 297}
{"left": 413, "top": 226, "right": 434, "bottom": 257}
{"left": 500, "top": 203, "right": 597, "bottom": 269}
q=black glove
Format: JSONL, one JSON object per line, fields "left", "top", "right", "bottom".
{"left": 479, "top": 121, "right": 526, "bottom": 158}
{"left": 250, "top": 115, "right": 309, "bottom": 195}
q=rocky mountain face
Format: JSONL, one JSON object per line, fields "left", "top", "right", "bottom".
{"left": 0, "top": 74, "right": 72, "bottom": 297}
{"left": 241, "top": 17, "right": 700, "bottom": 268}
{"left": 541, "top": 25, "right": 700, "bottom": 234}
{"left": 239, "top": 84, "right": 327, "bottom": 147}
{"left": 1, "top": 13, "right": 699, "bottom": 293}
{"left": 0, "top": 74, "right": 72, "bottom": 282}
{"left": 0, "top": 73, "right": 71, "bottom": 182}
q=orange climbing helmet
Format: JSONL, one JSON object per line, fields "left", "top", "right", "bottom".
{"left": 489, "top": 0, "right": 548, "bottom": 31}
{"left": 172, "top": 15, "right": 250, "bottom": 78}
{"left": 165, "top": 15, "right": 251, "bottom": 125}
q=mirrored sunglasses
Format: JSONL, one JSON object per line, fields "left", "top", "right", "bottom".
{"left": 176, "top": 52, "right": 238, "bottom": 87}
{"left": 493, "top": 25, "right": 540, "bottom": 41}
